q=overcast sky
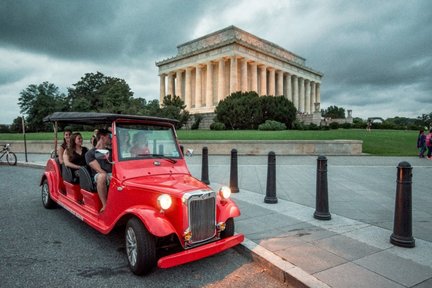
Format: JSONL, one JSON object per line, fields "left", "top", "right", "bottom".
{"left": 0, "top": 0, "right": 431, "bottom": 124}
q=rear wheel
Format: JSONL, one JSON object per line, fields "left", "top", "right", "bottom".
{"left": 41, "top": 179, "right": 56, "bottom": 209}
{"left": 221, "top": 218, "right": 235, "bottom": 238}
{"left": 6, "top": 152, "right": 17, "bottom": 166}
{"left": 125, "top": 218, "right": 156, "bottom": 275}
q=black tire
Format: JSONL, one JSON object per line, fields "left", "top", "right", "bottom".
{"left": 221, "top": 218, "right": 235, "bottom": 238}
{"left": 6, "top": 152, "right": 17, "bottom": 166}
{"left": 125, "top": 218, "right": 156, "bottom": 275}
{"left": 41, "top": 179, "right": 56, "bottom": 209}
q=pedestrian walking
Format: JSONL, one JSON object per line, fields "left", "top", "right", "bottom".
{"left": 417, "top": 130, "right": 426, "bottom": 158}
{"left": 426, "top": 129, "right": 432, "bottom": 160}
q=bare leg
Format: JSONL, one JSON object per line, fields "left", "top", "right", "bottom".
{"left": 97, "top": 173, "right": 108, "bottom": 212}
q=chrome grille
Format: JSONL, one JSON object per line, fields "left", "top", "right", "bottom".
{"left": 187, "top": 191, "right": 216, "bottom": 244}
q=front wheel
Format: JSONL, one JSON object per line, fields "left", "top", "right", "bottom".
{"left": 6, "top": 152, "right": 17, "bottom": 166}
{"left": 221, "top": 218, "right": 235, "bottom": 238}
{"left": 41, "top": 179, "right": 56, "bottom": 209}
{"left": 125, "top": 218, "right": 156, "bottom": 275}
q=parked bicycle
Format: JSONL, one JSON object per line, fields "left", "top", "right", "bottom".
{"left": 0, "top": 144, "right": 17, "bottom": 166}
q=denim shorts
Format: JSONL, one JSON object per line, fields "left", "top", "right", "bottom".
{"left": 94, "top": 172, "right": 112, "bottom": 186}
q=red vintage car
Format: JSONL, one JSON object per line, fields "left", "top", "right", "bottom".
{"left": 40, "top": 112, "right": 243, "bottom": 275}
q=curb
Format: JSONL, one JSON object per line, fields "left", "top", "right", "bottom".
{"left": 235, "top": 238, "right": 330, "bottom": 288}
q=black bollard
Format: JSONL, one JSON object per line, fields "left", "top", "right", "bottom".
{"left": 314, "top": 156, "right": 331, "bottom": 220}
{"left": 390, "top": 162, "right": 415, "bottom": 248}
{"left": 264, "top": 151, "right": 278, "bottom": 204}
{"left": 180, "top": 145, "right": 184, "bottom": 156}
{"left": 201, "top": 147, "right": 210, "bottom": 184}
{"left": 230, "top": 149, "right": 239, "bottom": 193}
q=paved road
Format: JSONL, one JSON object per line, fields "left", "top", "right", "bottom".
{"left": 0, "top": 165, "right": 286, "bottom": 288}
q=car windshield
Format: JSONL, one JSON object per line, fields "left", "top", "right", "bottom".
{"left": 116, "top": 123, "right": 181, "bottom": 161}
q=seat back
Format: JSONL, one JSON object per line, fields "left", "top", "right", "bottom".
{"left": 78, "top": 166, "right": 95, "bottom": 192}
{"left": 62, "top": 164, "right": 78, "bottom": 183}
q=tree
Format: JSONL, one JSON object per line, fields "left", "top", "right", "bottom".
{"left": 259, "top": 96, "right": 297, "bottom": 128}
{"left": 18, "top": 82, "right": 67, "bottom": 132}
{"left": 159, "top": 95, "right": 190, "bottom": 129}
{"left": 10, "top": 116, "right": 23, "bottom": 133}
{"left": 321, "top": 105, "right": 345, "bottom": 119}
{"left": 67, "top": 71, "right": 135, "bottom": 114}
{"left": 215, "top": 91, "right": 297, "bottom": 129}
{"left": 142, "top": 99, "right": 162, "bottom": 116}
{"left": 417, "top": 113, "right": 432, "bottom": 130}
{"left": 215, "top": 91, "right": 261, "bottom": 129}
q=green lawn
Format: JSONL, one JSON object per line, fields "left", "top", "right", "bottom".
{"left": 0, "top": 129, "right": 418, "bottom": 156}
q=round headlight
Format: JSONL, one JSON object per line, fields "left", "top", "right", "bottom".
{"left": 219, "top": 186, "right": 231, "bottom": 199}
{"left": 157, "top": 194, "right": 172, "bottom": 210}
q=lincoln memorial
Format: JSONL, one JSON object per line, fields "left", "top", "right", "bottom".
{"left": 156, "top": 26, "right": 323, "bottom": 121}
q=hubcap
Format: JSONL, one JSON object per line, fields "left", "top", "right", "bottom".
{"left": 126, "top": 227, "right": 138, "bottom": 266}
{"left": 42, "top": 183, "right": 49, "bottom": 204}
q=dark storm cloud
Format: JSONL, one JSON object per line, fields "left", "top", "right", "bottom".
{"left": 0, "top": 0, "right": 214, "bottom": 62}
{"left": 299, "top": 0, "right": 432, "bottom": 111}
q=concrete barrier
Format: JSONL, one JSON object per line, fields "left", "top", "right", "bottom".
{"left": 3, "top": 139, "right": 363, "bottom": 156}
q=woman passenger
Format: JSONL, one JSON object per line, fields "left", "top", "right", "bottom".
{"left": 58, "top": 129, "right": 72, "bottom": 164}
{"left": 63, "top": 132, "right": 89, "bottom": 176}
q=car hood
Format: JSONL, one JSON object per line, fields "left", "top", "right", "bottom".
{"left": 122, "top": 173, "right": 210, "bottom": 197}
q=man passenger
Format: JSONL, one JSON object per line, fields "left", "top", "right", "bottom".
{"left": 85, "top": 128, "right": 112, "bottom": 213}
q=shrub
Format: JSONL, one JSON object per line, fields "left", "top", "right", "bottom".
{"left": 293, "top": 120, "right": 305, "bottom": 130}
{"left": 329, "top": 122, "right": 340, "bottom": 129}
{"left": 210, "top": 122, "right": 225, "bottom": 130}
{"left": 307, "top": 123, "right": 320, "bottom": 130}
{"left": 258, "top": 120, "right": 287, "bottom": 131}
{"left": 191, "top": 114, "right": 202, "bottom": 130}
{"left": 340, "top": 123, "right": 352, "bottom": 129}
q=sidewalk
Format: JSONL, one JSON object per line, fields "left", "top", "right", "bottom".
{"left": 186, "top": 155, "right": 432, "bottom": 288}
{"left": 12, "top": 153, "right": 432, "bottom": 287}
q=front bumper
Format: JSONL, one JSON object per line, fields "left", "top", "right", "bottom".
{"left": 157, "top": 234, "right": 244, "bottom": 269}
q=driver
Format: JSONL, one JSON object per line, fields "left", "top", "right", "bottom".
{"left": 85, "top": 128, "right": 112, "bottom": 213}
{"left": 130, "top": 131, "right": 150, "bottom": 157}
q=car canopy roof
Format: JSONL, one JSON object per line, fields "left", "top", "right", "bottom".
{"left": 43, "top": 112, "right": 178, "bottom": 125}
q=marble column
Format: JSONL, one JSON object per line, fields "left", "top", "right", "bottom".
{"left": 195, "top": 65, "right": 202, "bottom": 108}
{"left": 175, "top": 70, "right": 183, "bottom": 99}
{"left": 305, "top": 80, "right": 311, "bottom": 114}
{"left": 229, "top": 56, "right": 238, "bottom": 94}
{"left": 310, "top": 81, "right": 316, "bottom": 113}
{"left": 241, "top": 58, "right": 248, "bottom": 92}
{"left": 217, "top": 58, "right": 225, "bottom": 102}
{"left": 159, "top": 74, "right": 166, "bottom": 103}
{"left": 167, "top": 73, "right": 175, "bottom": 96}
{"left": 268, "top": 68, "right": 275, "bottom": 96}
{"left": 316, "top": 83, "right": 321, "bottom": 112}
{"left": 285, "top": 73, "right": 292, "bottom": 102}
{"left": 299, "top": 77, "right": 305, "bottom": 112}
{"left": 276, "top": 70, "right": 283, "bottom": 96}
{"left": 250, "top": 62, "right": 258, "bottom": 93}
{"left": 293, "top": 75, "right": 298, "bottom": 109}
{"left": 260, "top": 65, "right": 267, "bottom": 95}
{"left": 206, "top": 61, "right": 213, "bottom": 107}
{"left": 185, "top": 67, "right": 192, "bottom": 109}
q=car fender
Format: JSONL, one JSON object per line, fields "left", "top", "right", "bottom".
{"left": 122, "top": 206, "right": 178, "bottom": 238}
{"left": 40, "top": 172, "right": 58, "bottom": 199}
{"left": 217, "top": 200, "right": 241, "bottom": 223}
